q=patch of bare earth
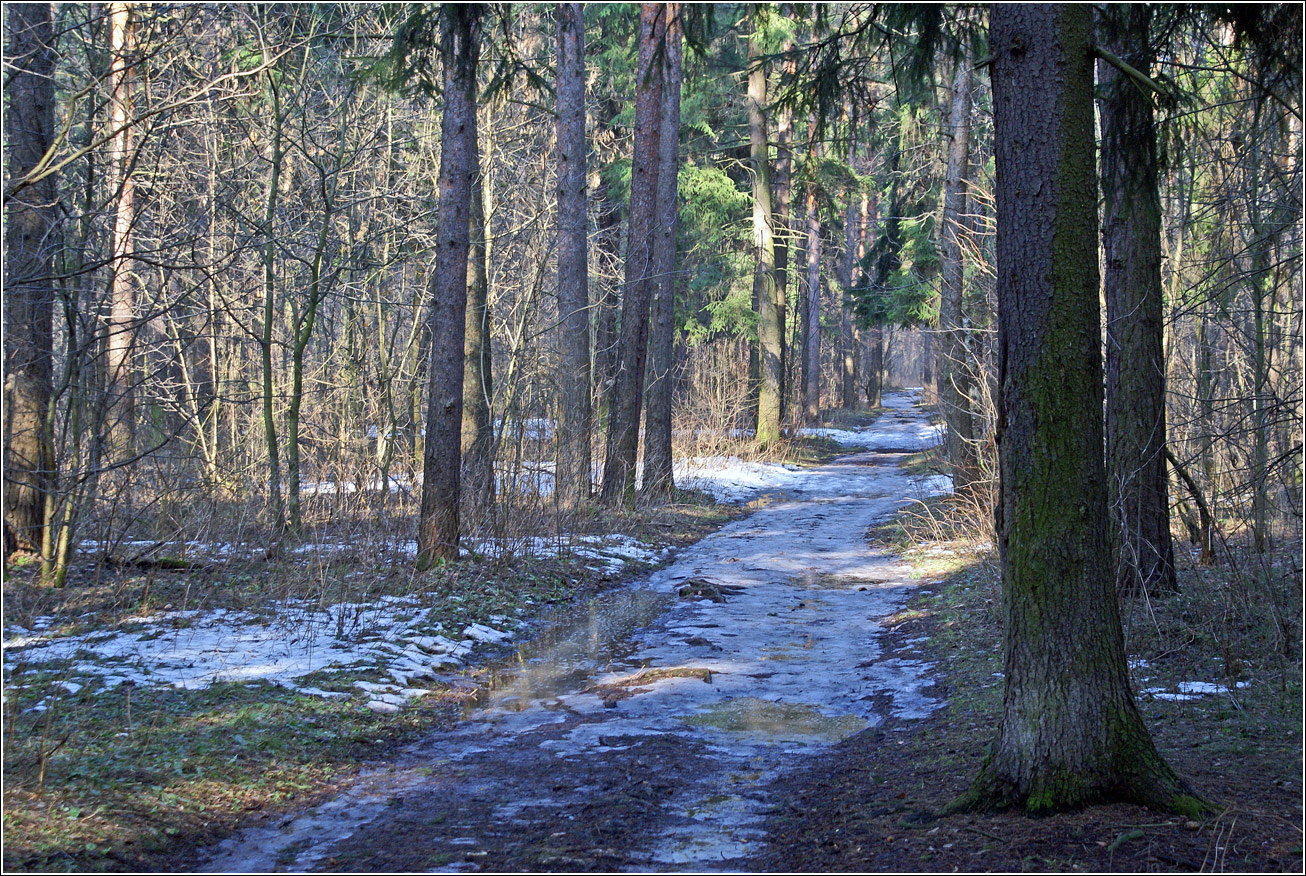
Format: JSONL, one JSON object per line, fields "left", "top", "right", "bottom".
{"left": 745, "top": 574, "right": 1303, "bottom": 873}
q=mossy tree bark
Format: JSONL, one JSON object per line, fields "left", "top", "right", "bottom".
{"left": 417, "top": 4, "right": 484, "bottom": 566}
{"left": 3, "top": 2, "right": 57, "bottom": 558}
{"left": 1097, "top": 4, "right": 1177, "bottom": 593}
{"left": 949, "top": 4, "right": 1202, "bottom": 816}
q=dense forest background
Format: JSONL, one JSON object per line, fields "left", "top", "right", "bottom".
{"left": 3, "top": 3, "right": 1304, "bottom": 868}
{"left": 3, "top": 2, "right": 1301, "bottom": 590}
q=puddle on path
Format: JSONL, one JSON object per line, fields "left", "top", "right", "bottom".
{"left": 682, "top": 697, "right": 869, "bottom": 742}
{"left": 199, "top": 389, "right": 948, "bottom": 873}
{"left": 467, "top": 587, "right": 675, "bottom": 712}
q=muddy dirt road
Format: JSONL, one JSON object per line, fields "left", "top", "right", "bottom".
{"left": 199, "top": 390, "right": 947, "bottom": 872}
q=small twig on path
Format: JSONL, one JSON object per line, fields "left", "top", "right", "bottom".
{"left": 961, "top": 825, "right": 1011, "bottom": 844}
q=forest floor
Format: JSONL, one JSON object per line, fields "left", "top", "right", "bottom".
{"left": 3, "top": 390, "right": 1301, "bottom": 873}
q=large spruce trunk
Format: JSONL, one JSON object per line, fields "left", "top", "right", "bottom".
{"left": 554, "top": 1, "right": 592, "bottom": 509}
{"left": 951, "top": 4, "right": 1200, "bottom": 815}
{"left": 3, "top": 2, "right": 57, "bottom": 556}
{"left": 1097, "top": 4, "right": 1178, "bottom": 593}
{"left": 417, "top": 5, "right": 484, "bottom": 565}
{"left": 642, "top": 4, "right": 683, "bottom": 496}
{"left": 600, "top": 3, "right": 664, "bottom": 505}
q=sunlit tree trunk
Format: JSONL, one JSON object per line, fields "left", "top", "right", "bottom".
{"left": 952, "top": 4, "right": 1200, "bottom": 816}
{"left": 600, "top": 3, "right": 665, "bottom": 505}
{"left": 462, "top": 107, "right": 495, "bottom": 522}
{"left": 3, "top": 2, "right": 56, "bottom": 559}
{"left": 417, "top": 5, "right": 484, "bottom": 565}
{"left": 839, "top": 106, "right": 859, "bottom": 410}
{"left": 106, "top": 2, "right": 138, "bottom": 460}
{"left": 642, "top": 3, "right": 683, "bottom": 496}
{"left": 1097, "top": 4, "right": 1177, "bottom": 590}
{"left": 802, "top": 116, "right": 823, "bottom": 424}
{"left": 260, "top": 65, "right": 287, "bottom": 533}
{"left": 749, "top": 31, "right": 782, "bottom": 446}
{"left": 555, "top": 1, "right": 592, "bottom": 508}
{"left": 772, "top": 28, "right": 795, "bottom": 425}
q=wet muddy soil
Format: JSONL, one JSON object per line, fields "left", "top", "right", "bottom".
{"left": 198, "top": 391, "right": 951, "bottom": 872}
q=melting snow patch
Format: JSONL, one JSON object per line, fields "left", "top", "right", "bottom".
{"left": 672, "top": 457, "right": 804, "bottom": 504}
{"left": 1141, "top": 680, "right": 1250, "bottom": 701}
{"left": 2, "top": 598, "right": 517, "bottom": 707}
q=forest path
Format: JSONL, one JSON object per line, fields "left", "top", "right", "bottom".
{"left": 200, "top": 390, "right": 947, "bottom": 873}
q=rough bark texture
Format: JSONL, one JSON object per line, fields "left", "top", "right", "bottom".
{"left": 951, "top": 4, "right": 1201, "bottom": 816}
{"left": 418, "top": 5, "right": 483, "bottom": 565}
{"left": 749, "top": 34, "right": 782, "bottom": 447}
{"left": 938, "top": 42, "right": 981, "bottom": 493}
{"left": 802, "top": 119, "right": 823, "bottom": 424}
{"left": 600, "top": 3, "right": 664, "bottom": 505}
{"left": 3, "top": 2, "right": 57, "bottom": 555}
{"left": 642, "top": 4, "right": 682, "bottom": 496}
{"left": 1098, "top": 4, "right": 1177, "bottom": 593}
{"left": 555, "top": 1, "right": 592, "bottom": 509}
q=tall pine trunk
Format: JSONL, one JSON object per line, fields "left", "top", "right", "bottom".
{"left": 839, "top": 107, "right": 859, "bottom": 410}
{"left": 106, "top": 2, "right": 137, "bottom": 460}
{"left": 600, "top": 3, "right": 665, "bottom": 505}
{"left": 417, "top": 5, "right": 484, "bottom": 565}
{"left": 1097, "top": 4, "right": 1177, "bottom": 591}
{"left": 951, "top": 4, "right": 1199, "bottom": 816}
{"left": 555, "top": 1, "right": 592, "bottom": 509}
{"left": 773, "top": 38, "right": 795, "bottom": 425}
{"left": 3, "top": 2, "right": 56, "bottom": 559}
{"left": 642, "top": 4, "right": 683, "bottom": 496}
{"left": 938, "top": 41, "right": 981, "bottom": 492}
{"left": 802, "top": 117, "right": 823, "bottom": 425}
{"left": 750, "top": 32, "right": 782, "bottom": 447}
{"left": 462, "top": 109, "right": 495, "bottom": 523}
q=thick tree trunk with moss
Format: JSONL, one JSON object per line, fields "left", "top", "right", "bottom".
{"left": 951, "top": 4, "right": 1202, "bottom": 816}
{"left": 3, "top": 2, "right": 57, "bottom": 557}
{"left": 1097, "top": 4, "right": 1177, "bottom": 592}
{"left": 642, "top": 4, "right": 682, "bottom": 496}
{"left": 938, "top": 41, "right": 980, "bottom": 493}
{"left": 600, "top": 3, "right": 664, "bottom": 505}
{"left": 555, "top": 1, "right": 591, "bottom": 509}
{"left": 417, "top": 5, "right": 483, "bottom": 565}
